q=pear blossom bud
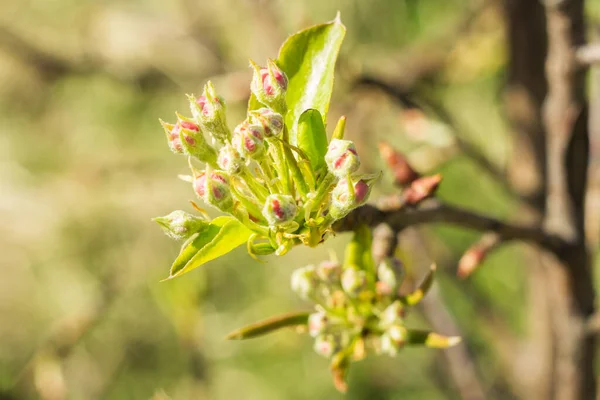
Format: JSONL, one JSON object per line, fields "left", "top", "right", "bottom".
{"left": 189, "top": 81, "right": 230, "bottom": 143}
{"left": 315, "top": 260, "right": 342, "bottom": 284}
{"left": 376, "top": 258, "right": 405, "bottom": 296}
{"left": 380, "top": 301, "right": 405, "bottom": 328}
{"left": 380, "top": 325, "right": 408, "bottom": 357}
{"left": 250, "top": 108, "right": 284, "bottom": 137}
{"left": 291, "top": 265, "right": 318, "bottom": 299}
{"left": 217, "top": 144, "right": 243, "bottom": 175}
{"left": 193, "top": 170, "right": 233, "bottom": 212}
{"left": 174, "top": 116, "right": 218, "bottom": 165}
{"left": 308, "top": 311, "right": 328, "bottom": 337}
{"left": 160, "top": 119, "right": 184, "bottom": 154}
{"left": 329, "top": 178, "right": 372, "bottom": 219}
{"left": 325, "top": 139, "right": 360, "bottom": 177}
{"left": 153, "top": 210, "right": 208, "bottom": 241}
{"left": 262, "top": 194, "right": 297, "bottom": 226}
{"left": 313, "top": 334, "right": 337, "bottom": 358}
{"left": 233, "top": 123, "right": 266, "bottom": 159}
{"left": 250, "top": 59, "right": 288, "bottom": 112}
{"left": 341, "top": 267, "right": 368, "bottom": 298}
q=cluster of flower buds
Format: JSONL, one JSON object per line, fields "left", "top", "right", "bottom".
{"left": 290, "top": 228, "right": 459, "bottom": 392}
{"left": 157, "top": 59, "right": 377, "bottom": 257}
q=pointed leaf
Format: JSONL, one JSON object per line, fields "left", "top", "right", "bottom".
{"left": 225, "top": 311, "right": 310, "bottom": 340}
{"left": 167, "top": 216, "right": 253, "bottom": 279}
{"left": 277, "top": 14, "right": 346, "bottom": 145}
{"left": 297, "top": 109, "right": 328, "bottom": 172}
{"left": 406, "top": 329, "right": 461, "bottom": 348}
{"left": 400, "top": 264, "right": 436, "bottom": 305}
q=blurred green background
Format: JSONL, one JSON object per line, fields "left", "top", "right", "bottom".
{"left": 2, "top": 0, "right": 600, "bottom": 399}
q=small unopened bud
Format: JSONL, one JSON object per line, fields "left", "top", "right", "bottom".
{"left": 193, "top": 170, "right": 234, "bottom": 212}
{"left": 217, "top": 144, "right": 243, "bottom": 175}
{"left": 291, "top": 265, "right": 318, "bottom": 299}
{"left": 308, "top": 311, "right": 328, "bottom": 337}
{"left": 313, "top": 334, "right": 337, "bottom": 358}
{"left": 341, "top": 268, "right": 368, "bottom": 298}
{"left": 403, "top": 174, "right": 442, "bottom": 205}
{"left": 153, "top": 210, "right": 208, "bottom": 241}
{"left": 160, "top": 119, "right": 184, "bottom": 154}
{"left": 380, "top": 325, "right": 408, "bottom": 356}
{"left": 250, "top": 108, "right": 284, "bottom": 137}
{"left": 315, "top": 260, "right": 342, "bottom": 284}
{"left": 262, "top": 194, "right": 298, "bottom": 226}
{"left": 376, "top": 258, "right": 405, "bottom": 296}
{"left": 175, "top": 115, "right": 218, "bottom": 165}
{"left": 325, "top": 139, "right": 360, "bottom": 177}
{"left": 380, "top": 301, "right": 405, "bottom": 328}
{"left": 250, "top": 59, "right": 288, "bottom": 112}
{"left": 189, "top": 81, "right": 230, "bottom": 143}
{"left": 233, "top": 123, "right": 266, "bottom": 159}
{"left": 329, "top": 178, "right": 372, "bottom": 219}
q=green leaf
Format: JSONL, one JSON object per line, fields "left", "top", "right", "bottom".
{"left": 297, "top": 109, "right": 328, "bottom": 172}
{"left": 277, "top": 14, "right": 346, "bottom": 145}
{"left": 400, "top": 263, "right": 436, "bottom": 305}
{"left": 247, "top": 92, "right": 263, "bottom": 112}
{"left": 166, "top": 216, "right": 253, "bottom": 279}
{"left": 225, "top": 311, "right": 310, "bottom": 340}
{"left": 406, "top": 330, "right": 461, "bottom": 349}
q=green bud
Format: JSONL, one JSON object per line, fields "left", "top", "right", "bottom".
{"left": 376, "top": 257, "right": 405, "bottom": 296}
{"left": 341, "top": 267, "right": 368, "bottom": 298}
{"left": 249, "top": 108, "right": 284, "bottom": 137}
{"left": 291, "top": 265, "right": 318, "bottom": 299}
{"left": 325, "top": 139, "right": 360, "bottom": 178}
{"left": 175, "top": 113, "right": 218, "bottom": 165}
{"left": 262, "top": 194, "right": 298, "bottom": 226}
{"left": 379, "top": 301, "right": 405, "bottom": 328}
{"left": 188, "top": 81, "right": 230, "bottom": 143}
{"left": 380, "top": 325, "right": 408, "bottom": 357}
{"left": 250, "top": 59, "right": 288, "bottom": 112}
{"left": 217, "top": 144, "right": 243, "bottom": 175}
{"left": 153, "top": 210, "right": 208, "bottom": 240}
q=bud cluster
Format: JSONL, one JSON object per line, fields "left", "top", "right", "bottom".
{"left": 156, "top": 59, "right": 376, "bottom": 257}
{"left": 290, "top": 230, "right": 458, "bottom": 391}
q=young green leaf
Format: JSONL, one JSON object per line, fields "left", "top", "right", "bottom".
{"left": 225, "top": 311, "right": 310, "bottom": 340}
{"left": 297, "top": 109, "right": 328, "bottom": 172}
{"left": 277, "top": 14, "right": 346, "bottom": 145}
{"left": 406, "top": 329, "right": 462, "bottom": 348}
{"left": 400, "top": 264, "right": 436, "bottom": 305}
{"left": 166, "top": 216, "right": 253, "bottom": 279}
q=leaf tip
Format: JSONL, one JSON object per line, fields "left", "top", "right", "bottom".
{"left": 334, "top": 11, "right": 342, "bottom": 23}
{"left": 447, "top": 336, "right": 462, "bottom": 346}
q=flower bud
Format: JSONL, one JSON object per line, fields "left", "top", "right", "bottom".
{"left": 379, "top": 301, "right": 405, "bottom": 328}
{"left": 233, "top": 123, "right": 266, "bottom": 159}
{"left": 262, "top": 194, "right": 298, "bottom": 226}
{"left": 291, "top": 265, "right": 318, "bottom": 299}
{"left": 376, "top": 257, "right": 405, "bottom": 296}
{"left": 193, "top": 170, "right": 234, "bottom": 212}
{"left": 308, "top": 311, "right": 328, "bottom": 337}
{"left": 189, "top": 81, "right": 230, "bottom": 143}
{"left": 217, "top": 144, "right": 243, "bottom": 175}
{"left": 160, "top": 119, "right": 184, "bottom": 154}
{"left": 249, "top": 108, "right": 284, "bottom": 137}
{"left": 250, "top": 59, "right": 288, "bottom": 112}
{"left": 174, "top": 114, "right": 218, "bottom": 165}
{"left": 380, "top": 325, "right": 408, "bottom": 357}
{"left": 153, "top": 210, "right": 208, "bottom": 241}
{"left": 325, "top": 139, "right": 360, "bottom": 177}
{"left": 329, "top": 178, "right": 372, "bottom": 219}
{"left": 313, "top": 334, "right": 337, "bottom": 358}
{"left": 341, "top": 267, "right": 368, "bottom": 298}
{"left": 315, "top": 260, "right": 342, "bottom": 284}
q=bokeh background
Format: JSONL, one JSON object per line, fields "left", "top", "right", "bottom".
{"left": 2, "top": 0, "right": 600, "bottom": 399}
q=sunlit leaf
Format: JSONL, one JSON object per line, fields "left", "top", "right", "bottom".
{"left": 406, "top": 329, "right": 461, "bottom": 348}
{"left": 297, "top": 109, "right": 328, "bottom": 172}
{"left": 225, "top": 311, "right": 310, "bottom": 340}
{"left": 166, "top": 216, "right": 252, "bottom": 279}
{"left": 277, "top": 14, "right": 346, "bottom": 145}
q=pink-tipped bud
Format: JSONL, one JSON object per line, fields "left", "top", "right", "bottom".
{"left": 160, "top": 119, "right": 184, "bottom": 154}
{"left": 376, "top": 258, "right": 405, "bottom": 296}
{"left": 193, "top": 170, "right": 233, "bottom": 212}
{"left": 325, "top": 139, "right": 361, "bottom": 177}
{"left": 174, "top": 114, "right": 218, "bottom": 165}
{"left": 291, "top": 265, "right": 318, "bottom": 299}
{"left": 233, "top": 123, "right": 266, "bottom": 159}
{"left": 315, "top": 260, "right": 342, "bottom": 284}
{"left": 378, "top": 141, "right": 419, "bottom": 186}
{"left": 250, "top": 59, "right": 288, "bottom": 112}
{"left": 249, "top": 108, "right": 284, "bottom": 137}
{"left": 308, "top": 311, "right": 328, "bottom": 337}
{"left": 329, "top": 178, "right": 372, "bottom": 219}
{"left": 188, "top": 81, "right": 230, "bottom": 143}
{"left": 153, "top": 210, "right": 208, "bottom": 241}
{"left": 217, "top": 144, "right": 243, "bottom": 175}
{"left": 341, "top": 268, "right": 368, "bottom": 298}
{"left": 262, "top": 194, "right": 297, "bottom": 226}
{"left": 403, "top": 174, "right": 442, "bottom": 205}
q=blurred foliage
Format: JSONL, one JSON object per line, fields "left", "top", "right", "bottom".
{"left": 2, "top": 0, "right": 599, "bottom": 399}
